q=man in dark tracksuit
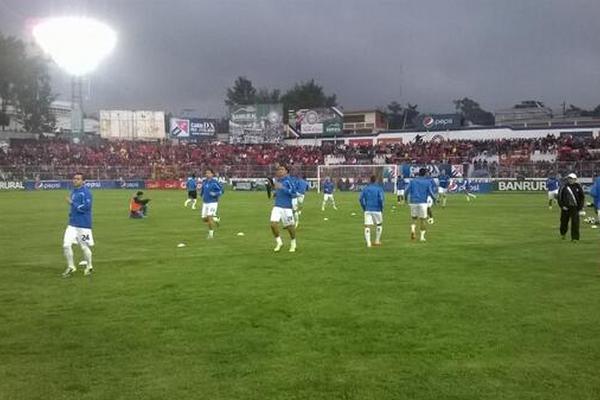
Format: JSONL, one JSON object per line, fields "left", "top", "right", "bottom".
{"left": 557, "top": 173, "right": 585, "bottom": 241}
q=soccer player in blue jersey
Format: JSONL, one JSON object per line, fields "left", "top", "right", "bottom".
{"left": 62, "top": 173, "right": 94, "bottom": 277}
{"left": 406, "top": 168, "right": 437, "bottom": 242}
{"left": 200, "top": 168, "right": 223, "bottom": 239}
{"left": 359, "top": 175, "right": 385, "bottom": 247}
{"left": 321, "top": 177, "right": 337, "bottom": 211}
{"left": 293, "top": 175, "right": 309, "bottom": 228}
{"left": 270, "top": 165, "right": 297, "bottom": 252}
{"left": 437, "top": 173, "right": 450, "bottom": 207}
{"left": 184, "top": 173, "right": 198, "bottom": 209}
{"left": 546, "top": 175, "right": 560, "bottom": 209}
{"left": 396, "top": 177, "right": 408, "bottom": 205}
{"left": 463, "top": 178, "right": 477, "bottom": 202}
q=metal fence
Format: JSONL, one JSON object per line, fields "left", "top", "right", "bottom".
{"left": 1, "top": 161, "right": 600, "bottom": 181}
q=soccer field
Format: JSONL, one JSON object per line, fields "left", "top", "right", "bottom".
{"left": 0, "top": 190, "right": 598, "bottom": 399}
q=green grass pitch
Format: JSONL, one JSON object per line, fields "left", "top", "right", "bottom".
{"left": 0, "top": 190, "right": 598, "bottom": 399}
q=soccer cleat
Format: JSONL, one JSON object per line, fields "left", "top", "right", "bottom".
{"left": 289, "top": 245, "right": 296, "bottom": 253}
{"left": 274, "top": 243, "right": 283, "bottom": 252}
{"left": 373, "top": 242, "right": 381, "bottom": 247}
{"left": 83, "top": 266, "right": 93, "bottom": 276}
{"left": 420, "top": 238, "right": 427, "bottom": 242}
{"left": 62, "top": 266, "right": 76, "bottom": 278}
{"left": 366, "top": 243, "right": 372, "bottom": 248}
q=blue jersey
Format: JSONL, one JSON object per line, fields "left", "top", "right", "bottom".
{"left": 429, "top": 178, "right": 438, "bottom": 196}
{"left": 590, "top": 177, "right": 600, "bottom": 208}
{"left": 295, "top": 178, "right": 309, "bottom": 195}
{"left": 406, "top": 177, "right": 436, "bottom": 204}
{"left": 396, "top": 178, "right": 407, "bottom": 191}
{"left": 186, "top": 177, "right": 197, "bottom": 191}
{"left": 359, "top": 183, "right": 384, "bottom": 212}
{"left": 68, "top": 186, "right": 93, "bottom": 228}
{"left": 546, "top": 177, "right": 559, "bottom": 192}
{"left": 323, "top": 180, "right": 334, "bottom": 194}
{"left": 274, "top": 175, "right": 295, "bottom": 209}
{"left": 200, "top": 178, "right": 223, "bottom": 203}
{"left": 438, "top": 175, "right": 450, "bottom": 189}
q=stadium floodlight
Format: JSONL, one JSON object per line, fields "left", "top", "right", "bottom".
{"left": 32, "top": 16, "right": 116, "bottom": 137}
{"left": 32, "top": 16, "right": 117, "bottom": 76}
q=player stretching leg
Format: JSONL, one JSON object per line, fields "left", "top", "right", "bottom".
{"left": 321, "top": 177, "right": 337, "bottom": 211}
{"left": 546, "top": 175, "right": 559, "bottom": 210}
{"left": 62, "top": 173, "right": 94, "bottom": 277}
{"left": 463, "top": 178, "right": 477, "bottom": 202}
{"left": 184, "top": 173, "right": 198, "bottom": 209}
{"left": 270, "top": 165, "right": 297, "bottom": 252}
{"left": 406, "top": 168, "right": 437, "bottom": 242}
{"left": 437, "top": 172, "right": 450, "bottom": 207}
{"left": 200, "top": 168, "right": 223, "bottom": 239}
{"left": 360, "top": 175, "right": 384, "bottom": 247}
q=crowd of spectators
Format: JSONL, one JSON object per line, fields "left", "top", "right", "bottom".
{"left": 1, "top": 134, "right": 599, "bottom": 180}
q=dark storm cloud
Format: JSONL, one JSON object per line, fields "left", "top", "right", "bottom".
{"left": 1, "top": 0, "right": 599, "bottom": 116}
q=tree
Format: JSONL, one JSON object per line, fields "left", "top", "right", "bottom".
{"left": 225, "top": 76, "right": 257, "bottom": 106}
{"left": 385, "top": 101, "right": 419, "bottom": 129}
{"left": 255, "top": 88, "right": 281, "bottom": 104}
{"left": 14, "top": 55, "right": 55, "bottom": 133}
{"left": 280, "top": 79, "right": 336, "bottom": 111}
{"left": 0, "top": 35, "right": 26, "bottom": 130}
{"left": 453, "top": 97, "right": 495, "bottom": 126}
{"left": 0, "top": 33, "right": 55, "bottom": 133}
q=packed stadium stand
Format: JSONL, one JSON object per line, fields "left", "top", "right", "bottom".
{"left": 1, "top": 135, "right": 599, "bottom": 180}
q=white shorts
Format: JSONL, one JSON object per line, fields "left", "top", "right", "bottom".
{"left": 364, "top": 211, "right": 383, "bottom": 225}
{"left": 270, "top": 207, "right": 295, "bottom": 227}
{"left": 63, "top": 225, "right": 94, "bottom": 247}
{"left": 292, "top": 198, "right": 299, "bottom": 211}
{"left": 438, "top": 187, "right": 447, "bottom": 194}
{"left": 410, "top": 203, "right": 428, "bottom": 219}
{"left": 548, "top": 190, "right": 558, "bottom": 200}
{"left": 202, "top": 202, "right": 218, "bottom": 218}
{"left": 297, "top": 194, "right": 305, "bottom": 205}
{"left": 397, "top": 190, "right": 405, "bottom": 196}
{"left": 323, "top": 194, "right": 334, "bottom": 201}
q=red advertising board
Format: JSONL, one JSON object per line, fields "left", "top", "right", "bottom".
{"left": 349, "top": 139, "right": 373, "bottom": 147}
{"left": 145, "top": 180, "right": 185, "bottom": 189}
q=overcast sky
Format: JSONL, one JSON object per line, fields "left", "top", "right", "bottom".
{"left": 1, "top": 0, "right": 599, "bottom": 117}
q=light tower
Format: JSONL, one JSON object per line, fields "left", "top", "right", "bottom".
{"left": 32, "top": 16, "right": 117, "bottom": 138}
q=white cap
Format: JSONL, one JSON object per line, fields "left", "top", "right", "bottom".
{"left": 567, "top": 173, "right": 577, "bottom": 179}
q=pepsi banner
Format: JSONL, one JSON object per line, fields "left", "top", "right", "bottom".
{"left": 24, "top": 180, "right": 146, "bottom": 191}
{"left": 448, "top": 179, "right": 493, "bottom": 194}
{"left": 415, "top": 113, "right": 463, "bottom": 131}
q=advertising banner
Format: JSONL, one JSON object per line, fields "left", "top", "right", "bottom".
{"left": 170, "top": 117, "right": 217, "bottom": 138}
{"left": 448, "top": 179, "right": 493, "bottom": 194}
{"left": 288, "top": 107, "right": 344, "bottom": 137}
{"left": 229, "top": 104, "right": 284, "bottom": 144}
{"left": 415, "top": 113, "right": 463, "bottom": 131}
{"left": 0, "top": 181, "right": 25, "bottom": 190}
{"left": 23, "top": 180, "right": 146, "bottom": 191}
{"left": 144, "top": 180, "right": 185, "bottom": 190}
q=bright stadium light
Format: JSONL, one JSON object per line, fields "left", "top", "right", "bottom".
{"left": 32, "top": 16, "right": 117, "bottom": 76}
{"left": 32, "top": 16, "right": 116, "bottom": 137}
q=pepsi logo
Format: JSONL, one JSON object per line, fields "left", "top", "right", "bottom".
{"left": 422, "top": 116, "right": 434, "bottom": 128}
